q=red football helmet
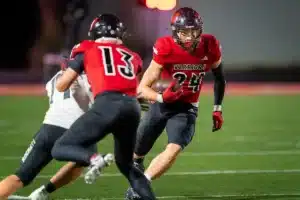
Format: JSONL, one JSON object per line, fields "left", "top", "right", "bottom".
{"left": 171, "top": 7, "right": 203, "bottom": 53}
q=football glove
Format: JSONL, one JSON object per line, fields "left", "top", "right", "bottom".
{"left": 212, "top": 109, "right": 223, "bottom": 132}
{"left": 159, "top": 79, "right": 183, "bottom": 103}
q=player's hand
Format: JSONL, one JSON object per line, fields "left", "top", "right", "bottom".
{"left": 212, "top": 111, "right": 223, "bottom": 132}
{"left": 162, "top": 79, "right": 183, "bottom": 103}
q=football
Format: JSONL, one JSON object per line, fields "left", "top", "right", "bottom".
{"left": 151, "top": 79, "right": 181, "bottom": 93}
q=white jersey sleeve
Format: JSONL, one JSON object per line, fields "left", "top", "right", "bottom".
{"left": 77, "top": 73, "right": 94, "bottom": 105}
{"left": 43, "top": 71, "right": 93, "bottom": 129}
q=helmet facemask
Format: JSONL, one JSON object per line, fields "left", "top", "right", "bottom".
{"left": 172, "top": 27, "right": 202, "bottom": 53}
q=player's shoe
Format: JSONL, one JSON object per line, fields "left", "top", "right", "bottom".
{"left": 84, "top": 153, "right": 114, "bottom": 184}
{"left": 124, "top": 161, "right": 145, "bottom": 199}
{"left": 125, "top": 187, "right": 141, "bottom": 200}
{"left": 28, "top": 186, "right": 49, "bottom": 200}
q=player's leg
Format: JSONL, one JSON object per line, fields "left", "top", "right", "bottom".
{"left": 52, "top": 111, "right": 110, "bottom": 165}
{"left": 144, "top": 106, "right": 197, "bottom": 181}
{"left": 51, "top": 94, "right": 121, "bottom": 179}
{"left": 133, "top": 102, "right": 168, "bottom": 170}
{"left": 29, "top": 144, "right": 97, "bottom": 199}
{"left": 28, "top": 162, "right": 82, "bottom": 200}
{"left": 114, "top": 100, "right": 156, "bottom": 200}
{"left": 0, "top": 124, "right": 65, "bottom": 198}
{"left": 46, "top": 162, "right": 82, "bottom": 191}
{"left": 49, "top": 144, "right": 97, "bottom": 186}
{"left": 0, "top": 175, "right": 24, "bottom": 199}
{"left": 125, "top": 102, "right": 169, "bottom": 200}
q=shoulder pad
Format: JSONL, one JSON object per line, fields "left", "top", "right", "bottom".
{"left": 70, "top": 40, "right": 94, "bottom": 58}
{"left": 201, "top": 34, "right": 220, "bottom": 50}
{"left": 201, "top": 34, "right": 222, "bottom": 63}
{"left": 153, "top": 36, "right": 172, "bottom": 56}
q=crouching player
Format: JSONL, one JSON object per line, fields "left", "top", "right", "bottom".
{"left": 0, "top": 66, "right": 112, "bottom": 200}
{"left": 126, "top": 7, "right": 226, "bottom": 199}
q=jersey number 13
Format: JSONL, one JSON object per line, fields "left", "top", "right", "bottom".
{"left": 99, "top": 47, "right": 135, "bottom": 80}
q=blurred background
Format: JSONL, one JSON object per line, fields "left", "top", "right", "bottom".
{"left": 1, "top": 0, "right": 300, "bottom": 84}
{"left": 1, "top": 0, "right": 300, "bottom": 199}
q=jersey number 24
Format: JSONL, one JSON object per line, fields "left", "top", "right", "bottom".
{"left": 173, "top": 72, "right": 206, "bottom": 93}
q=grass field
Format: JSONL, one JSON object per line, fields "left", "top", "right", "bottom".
{"left": 0, "top": 84, "right": 300, "bottom": 200}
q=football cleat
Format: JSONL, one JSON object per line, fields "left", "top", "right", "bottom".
{"left": 125, "top": 187, "right": 141, "bottom": 200}
{"left": 84, "top": 153, "right": 114, "bottom": 184}
{"left": 28, "top": 186, "right": 49, "bottom": 200}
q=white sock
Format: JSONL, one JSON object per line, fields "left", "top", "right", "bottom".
{"left": 144, "top": 173, "right": 152, "bottom": 182}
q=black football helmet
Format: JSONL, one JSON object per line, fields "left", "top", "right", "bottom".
{"left": 88, "top": 14, "right": 126, "bottom": 40}
{"left": 170, "top": 7, "right": 203, "bottom": 53}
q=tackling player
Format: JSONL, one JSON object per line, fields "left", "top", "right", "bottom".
{"left": 126, "top": 7, "right": 226, "bottom": 199}
{"left": 0, "top": 66, "right": 112, "bottom": 200}
{"left": 51, "top": 14, "right": 156, "bottom": 200}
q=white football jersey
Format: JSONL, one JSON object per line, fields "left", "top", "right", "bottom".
{"left": 43, "top": 71, "right": 93, "bottom": 129}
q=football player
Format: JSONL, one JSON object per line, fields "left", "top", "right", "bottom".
{"left": 51, "top": 14, "right": 156, "bottom": 200}
{"left": 0, "top": 66, "right": 113, "bottom": 200}
{"left": 126, "top": 7, "right": 226, "bottom": 199}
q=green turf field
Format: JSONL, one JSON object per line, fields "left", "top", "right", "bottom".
{"left": 0, "top": 95, "right": 300, "bottom": 200}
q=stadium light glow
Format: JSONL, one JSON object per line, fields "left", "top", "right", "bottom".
{"left": 140, "top": 0, "right": 176, "bottom": 11}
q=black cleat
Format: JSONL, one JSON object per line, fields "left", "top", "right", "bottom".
{"left": 125, "top": 187, "right": 141, "bottom": 200}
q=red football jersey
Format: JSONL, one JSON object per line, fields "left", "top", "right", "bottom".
{"left": 70, "top": 40, "right": 94, "bottom": 59}
{"left": 70, "top": 40, "right": 142, "bottom": 97}
{"left": 152, "top": 34, "right": 221, "bottom": 105}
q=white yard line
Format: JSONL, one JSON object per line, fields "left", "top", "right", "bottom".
{"left": 3, "top": 169, "right": 300, "bottom": 179}
{"left": 101, "top": 193, "right": 300, "bottom": 200}
{"left": 11, "top": 193, "right": 300, "bottom": 200}
{"left": 2, "top": 150, "right": 300, "bottom": 160}
{"left": 9, "top": 192, "right": 300, "bottom": 200}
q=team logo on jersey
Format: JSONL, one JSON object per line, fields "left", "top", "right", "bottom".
{"left": 173, "top": 64, "right": 204, "bottom": 71}
{"left": 201, "top": 56, "right": 208, "bottom": 61}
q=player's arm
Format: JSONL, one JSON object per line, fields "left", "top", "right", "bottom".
{"left": 210, "top": 37, "right": 226, "bottom": 132}
{"left": 137, "top": 60, "right": 163, "bottom": 102}
{"left": 136, "top": 55, "right": 145, "bottom": 83}
{"left": 137, "top": 69, "right": 145, "bottom": 83}
{"left": 211, "top": 59, "right": 226, "bottom": 110}
{"left": 56, "top": 53, "right": 84, "bottom": 92}
{"left": 138, "top": 38, "right": 183, "bottom": 103}
{"left": 137, "top": 69, "right": 150, "bottom": 111}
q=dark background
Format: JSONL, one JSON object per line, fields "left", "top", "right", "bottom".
{"left": 1, "top": 0, "right": 299, "bottom": 83}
